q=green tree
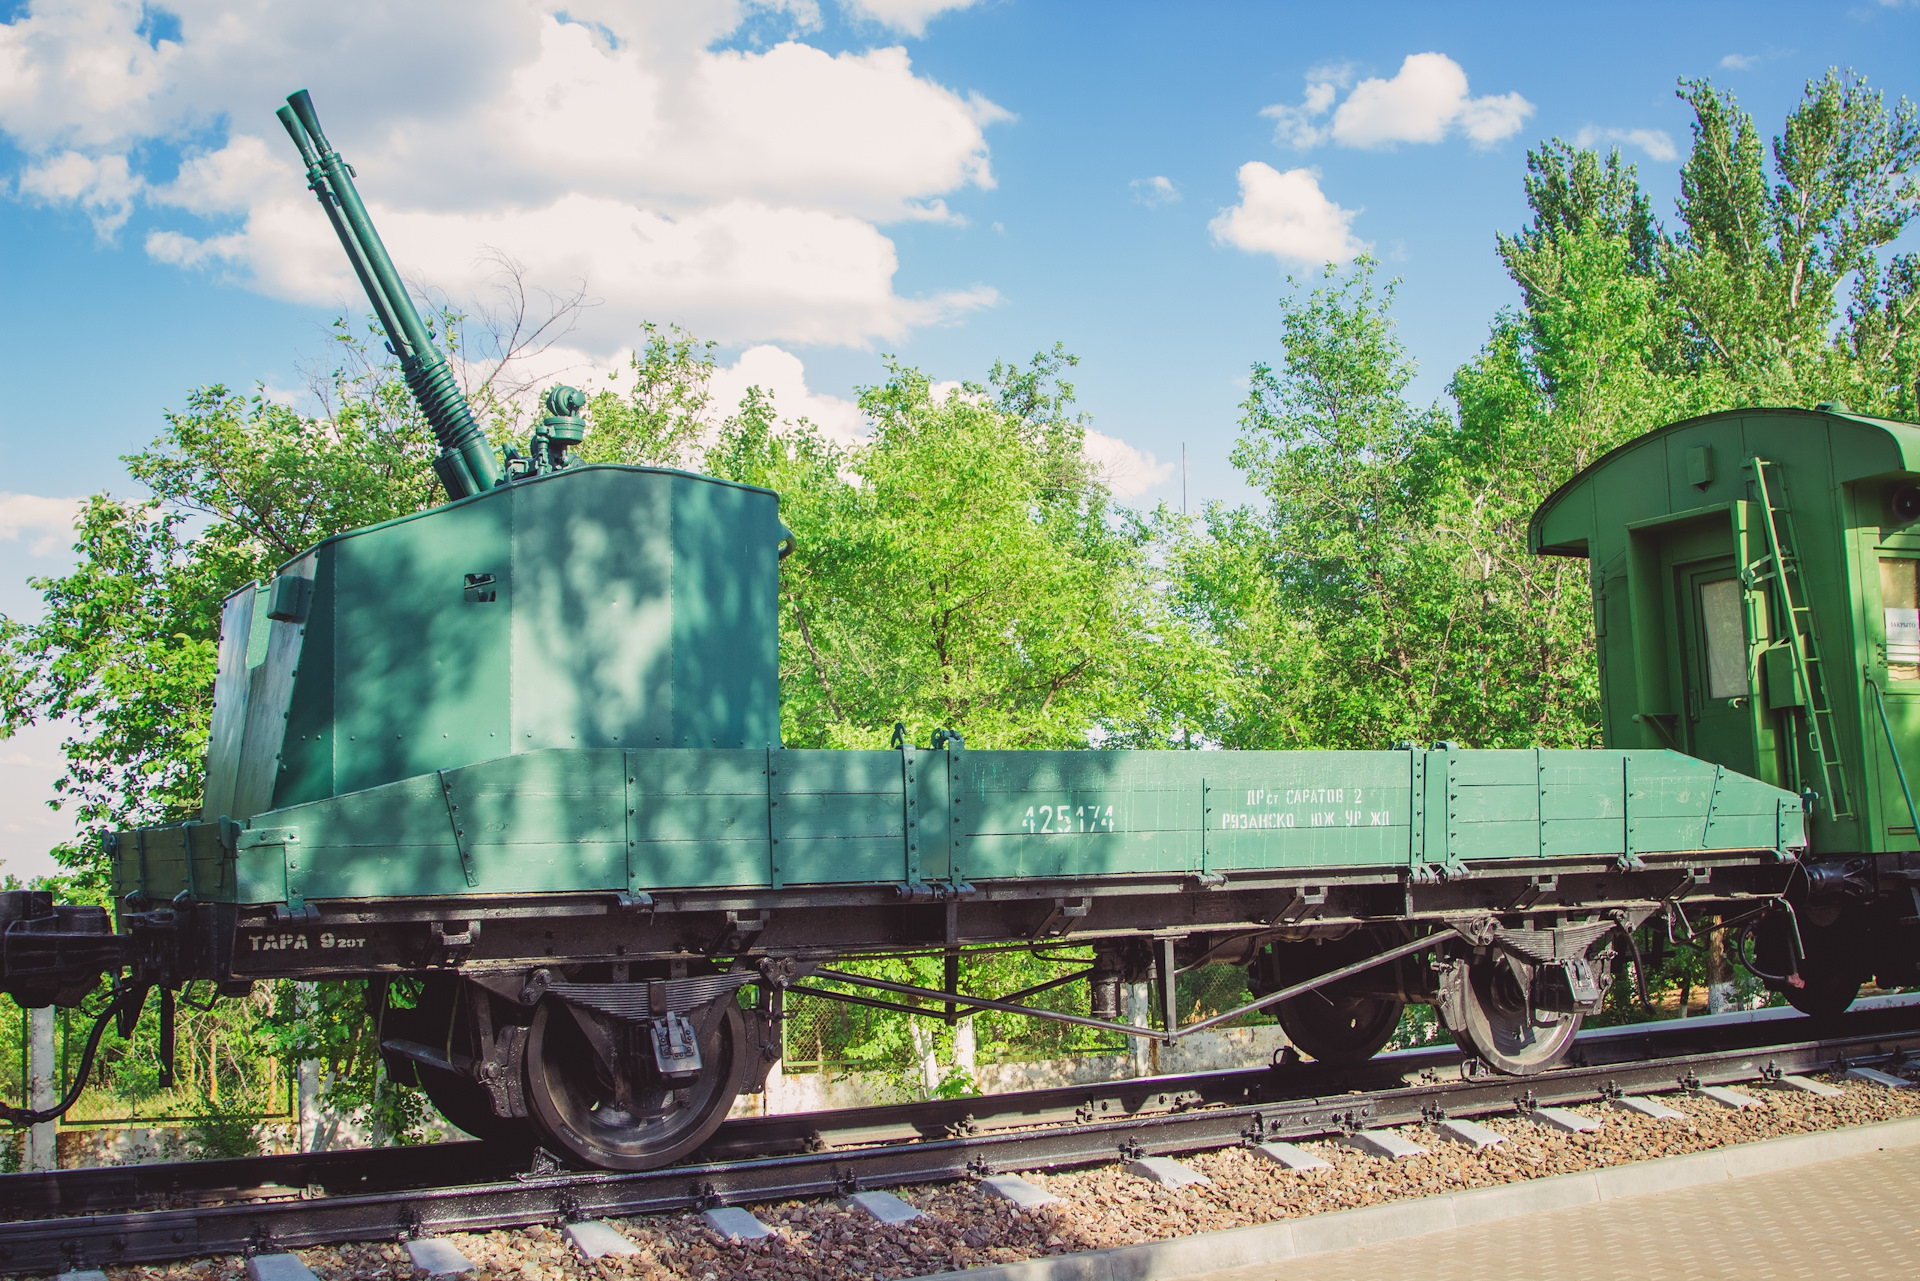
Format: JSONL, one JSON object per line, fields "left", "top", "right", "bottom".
{"left": 1178, "top": 70, "right": 1920, "bottom": 757}
{"left": 1666, "top": 71, "right": 1920, "bottom": 408}
{"left": 0, "top": 313, "right": 568, "bottom": 1137}
{"left": 581, "top": 323, "right": 719, "bottom": 468}
{"left": 1165, "top": 260, "right": 1599, "bottom": 750}
{"left": 0, "top": 501, "right": 222, "bottom": 900}
{"left": 1, "top": 327, "right": 447, "bottom": 895}
{"left": 739, "top": 348, "right": 1194, "bottom": 750}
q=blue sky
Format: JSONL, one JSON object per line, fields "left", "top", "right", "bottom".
{"left": 2, "top": 0, "right": 1918, "bottom": 878}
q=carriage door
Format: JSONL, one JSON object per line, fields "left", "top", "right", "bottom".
{"left": 1677, "top": 560, "right": 1757, "bottom": 778}
{"left": 1872, "top": 551, "right": 1920, "bottom": 845}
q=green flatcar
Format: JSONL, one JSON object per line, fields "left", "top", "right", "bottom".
{"left": 1, "top": 92, "right": 1902, "bottom": 1172}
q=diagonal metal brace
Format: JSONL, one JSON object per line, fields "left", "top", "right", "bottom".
{"left": 810, "top": 927, "right": 1465, "bottom": 1043}
{"left": 437, "top": 769, "right": 479, "bottom": 888}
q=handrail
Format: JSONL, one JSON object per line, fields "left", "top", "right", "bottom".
{"left": 1867, "top": 677, "right": 1920, "bottom": 843}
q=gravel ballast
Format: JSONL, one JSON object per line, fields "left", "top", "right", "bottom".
{"left": 80, "top": 1075, "right": 1920, "bottom": 1281}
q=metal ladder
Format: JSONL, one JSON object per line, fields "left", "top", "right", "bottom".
{"left": 1748, "top": 456, "right": 1853, "bottom": 820}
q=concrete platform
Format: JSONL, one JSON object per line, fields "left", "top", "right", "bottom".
{"left": 1219, "top": 1138, "right": 1920, "bottom": 1279}
{"left": 917, "top": 1116, "right": 1920, "bottom": 1281}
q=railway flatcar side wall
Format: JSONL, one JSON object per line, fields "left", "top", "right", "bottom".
{"left": 110, "top": 746, "right": 1803, "bottom": 907}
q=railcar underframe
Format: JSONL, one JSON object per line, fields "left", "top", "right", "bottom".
{"left": 7, "top": 833, "right": 1829, "bottom": 1169}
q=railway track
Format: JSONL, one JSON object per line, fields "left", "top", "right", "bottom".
{"left": 5, "top": 999, "right": 1919, "bottom": 1277}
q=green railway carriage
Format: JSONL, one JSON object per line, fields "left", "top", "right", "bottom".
{"left": 1, "top": 90, "right": 1905, "bottom": 1171}
{"left": 1532, "top": 404, "right": 1920, "bottom": 1011}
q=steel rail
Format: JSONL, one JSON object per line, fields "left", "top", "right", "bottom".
{"left": 9, "top": 999, "right": 1917, "bottom": 1219}
{"left": 5, "top": 1011, "right": 1919, "bottom": 1276}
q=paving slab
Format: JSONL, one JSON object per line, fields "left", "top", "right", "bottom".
{"left": 908, "top": 1115, "right": 1920, "bottom": 1281}
{"left": 1609, "top": 1094, "right": 1685, "bottom": 1119}
{"left": 1525, "top": 1106, "right": 1600, "bottom": 1133}
{"left": 1251, "top": 1141, "right": 1331, "bottom": 1171}
{"left": 1846, "top": 1066, "right": 1915, "bottom": 1088}
{"left": 1432, "top": 1118, "right": 1505, "bottom": 1149}
{"left": 566, "top": 1220, "right": 642, "bottom": 1257}
{"left": 60, "top": 1272, "right": 109, "bottom": 1281}
{"left": 1772, "top": 1073, "right": 1844, "bottom": 1098}
{"left": 1129, "top": 1155, "right": 1213, "bottom": 1186}
{"left": 245, "top": 1256, "right": 319, "bottom": 1281}
{"left": 1220, "top": 1126, "right": 1920, "bottom": 1281}
{"left": 405, "top": 1238, "right": 475, "bottom": 1277}
{"left": 980, "top": 1174, "right": 1061, "bottom": 1207}
{"left": 846, "top": 1190, "right": 922, "bottom": 1223}
{"left": 702, "top": 1207, "right": 775, "bottom": 1241}
{"left": 1341, "top": 1130, "right": 1426, "bottom": 1159}
{"left": 1697, "top": 1085, "right": 1765, "bottom": 1110}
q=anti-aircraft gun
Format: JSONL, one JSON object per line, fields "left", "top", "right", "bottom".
{"left": 0, "top": 91, "right": 791, "bottom": 1160}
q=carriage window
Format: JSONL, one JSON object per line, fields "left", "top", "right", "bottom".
{"left": 1700, "top": 577, "right": 1749, "bottom": 699}
{"left": 1882, "top": 556, "right": 1920, "bottom": 680}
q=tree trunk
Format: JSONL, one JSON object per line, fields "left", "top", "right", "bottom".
{"left": 26, "top": 1005, "right": 57, "bottom": 1171}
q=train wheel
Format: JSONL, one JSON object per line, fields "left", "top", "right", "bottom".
{"left": 1276, "top": 990, "right": 1405, "bottom": 1066}
{"left": 416, "top": 1063, "right": 534, "bottom": 1154}
{"left": 1757, "top": 911, "right": 1864, "bottom": 1019}
{"left": 523, "top": 998, "right": 744, "bottom": 1170}
{"left": 1447, "top": 956, "right": 1581, "bottom": 1075}
{"left": 1783, "top": 968, "right": 1861, "bottom": 1018}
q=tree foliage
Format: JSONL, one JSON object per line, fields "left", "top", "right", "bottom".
{"left": 725, "top": 347, "right": 1191, "bottom": 750}
{"left": 581, "top": 323, "right": 719, "bottom": 468}
{"left": 1164, "top": 70, "right": 1920, "bottom": 755}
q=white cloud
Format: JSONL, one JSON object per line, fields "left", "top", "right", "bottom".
{"left": 1574, "top": 125, "right": 1678, "bottom": 163}
{"left": 433, "top": 335, "right": 866, "bottom": 456}
{"left": 0, "top": 2, "right": 1009, "bottom": 351}
{"left": 0, "top": 493, "right": 80, "bottom": 556}
{"left": 1083, "top": 430, "right": 1172, "bottom": 498}
{"left": 16, "top": 149, "right": 141, "bottom": 237}
{"left": 1263, "top": 53, "right": 1531, "bottom": 152}
{"left": 1130, "top": 175, "right": 1180, "bottom": 206}
{"left": 709, "top": 344, "right": 868, "bottom": 446}
{"left": 697, "top": 348, "right": 1173, "bottom": 497}
{"left": 1454, "top": 91, "right": 1534, "bottom": 148}
{"left": 1260, "top": 63, "right": 1352, "bottom": 148}
{"left": 840, "top": 0, "right": 982, "bottom": 37}
{"left": 1209, "top": 162, "right": 1368, "bottom": 267}
{"left": 1720, "top": 52, "right": 1759, "bottom": 70}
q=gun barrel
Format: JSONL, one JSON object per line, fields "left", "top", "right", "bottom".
{"left": 278, "top": 90, "right": 501, "bottom": 499}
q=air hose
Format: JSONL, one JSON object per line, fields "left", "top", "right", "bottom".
{"left": 0, "top": 986, "right": 137, "bottom": 1126}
